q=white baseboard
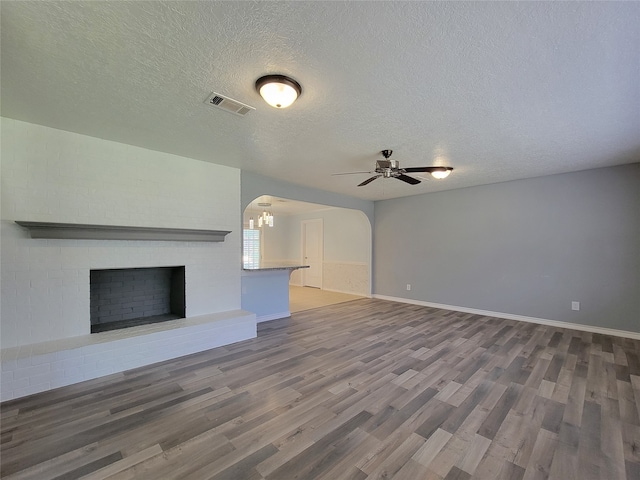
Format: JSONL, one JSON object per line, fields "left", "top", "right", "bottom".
{"left": 373, "top": 294, "right": 640, "bottom": 340}
{"left": 256, "top": 311, "right": 291, "bottom": 323}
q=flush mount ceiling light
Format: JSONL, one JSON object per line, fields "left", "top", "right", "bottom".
{"left": 255, "top": 75, "right": 302, "bottom": 108}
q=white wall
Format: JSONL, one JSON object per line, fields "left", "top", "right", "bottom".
{"left": 1, "top": 118, "right": 241, "bottom": 348}
{"left": 283, "top": 208, "right": 370, "bottom": 260}
{"left": 257, "top": 206, "right": 371, "bottom": 295}
{"left": 261, "top": 215, "right": 295, "bottom": 261}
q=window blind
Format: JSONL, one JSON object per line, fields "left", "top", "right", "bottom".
{"left": 243, "top": 229, "right": 261, "bottom": 268}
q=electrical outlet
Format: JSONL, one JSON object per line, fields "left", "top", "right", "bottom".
{"left": 406, "top": 284, "right": 411, "bottom": 291}
{"left": 571, "top": 301, "right": 580, "bottom": 311}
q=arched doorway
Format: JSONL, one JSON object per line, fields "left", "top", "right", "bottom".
{"left": 243, "top": 195, "right": 371, "bottom": 317}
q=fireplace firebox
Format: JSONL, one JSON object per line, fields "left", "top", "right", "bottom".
{"left": 90, "top": 266, "right": 185, "bottom": 333}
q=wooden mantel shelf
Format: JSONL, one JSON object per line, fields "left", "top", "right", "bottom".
{"left": 15, "top": 221, "right": 231, "bottom": 242}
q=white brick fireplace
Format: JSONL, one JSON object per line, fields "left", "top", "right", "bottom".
{"left": 0, "top": 118, "right": 253, "bottom": 400}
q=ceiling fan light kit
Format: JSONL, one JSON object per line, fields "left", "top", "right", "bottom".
{"left": 429, "top": 167, "right": 453, "bottom": 179}
{"left": 255, "top": 75, "right": 302, "bottom": 108}
{"left": 335, "top": 150, "right": 454, "bottom": 187}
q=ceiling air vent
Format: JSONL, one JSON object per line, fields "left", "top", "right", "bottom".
{"left": 204, "top": 92, "right": 255, "bottom": 117}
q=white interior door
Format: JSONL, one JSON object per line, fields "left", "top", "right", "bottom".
{"left": 302, "top": 219, "right": 323, "bottom": 288}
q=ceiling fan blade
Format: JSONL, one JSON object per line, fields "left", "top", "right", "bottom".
{"left": 396, "top": 174, "right": 421, "bottom": 185}
{"left": 402, "top": 166, "right": 434, "bottom": 173}
{"left": 358, "top": 175, "right": 382, "bottom": 187}
{"left": 331, "top": 171, "right": 373, "bottom": 176}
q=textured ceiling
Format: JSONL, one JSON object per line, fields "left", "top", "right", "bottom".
{"left": 2, "top": 1, "right": 639, "bottom": 201}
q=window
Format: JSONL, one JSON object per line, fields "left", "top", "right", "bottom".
{"left": 243, "top": 229, "right": 261, "bottom": 268}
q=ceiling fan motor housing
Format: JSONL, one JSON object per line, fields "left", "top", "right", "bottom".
{"left": 376, "top": 159, "right": 399, "bottom": 177}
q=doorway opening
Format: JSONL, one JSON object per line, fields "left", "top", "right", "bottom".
{"left": 242, "top": 195, "right": 372, "bottom": 313}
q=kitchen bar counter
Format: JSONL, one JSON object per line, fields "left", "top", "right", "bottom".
{"left": 242, "top": 262, "right": 309, "bottom": 271}
{"left": 241, "top": 263, "right": 309, "bottom": 322}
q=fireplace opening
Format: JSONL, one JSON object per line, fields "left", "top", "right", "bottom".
{"left": 90, "top": 266, "right": 185, "bottom": 333}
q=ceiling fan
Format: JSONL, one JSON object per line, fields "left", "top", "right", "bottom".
{"left": 333, "top": 150, "right": 453, "bottom": 187}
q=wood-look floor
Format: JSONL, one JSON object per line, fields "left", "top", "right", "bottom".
{"left": 289, "top": 286, "right": 365, "bottom": 313}
{"left": 1, "top": 299, "right": 640, "bottom": 480}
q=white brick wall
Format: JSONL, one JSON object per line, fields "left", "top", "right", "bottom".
{"left": 0, "top": 118, "right": 242, "bottom": 348}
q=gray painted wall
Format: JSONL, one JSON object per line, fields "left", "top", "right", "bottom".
{"left": 374, "top": 164, "right": 640, "bottom": 333}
